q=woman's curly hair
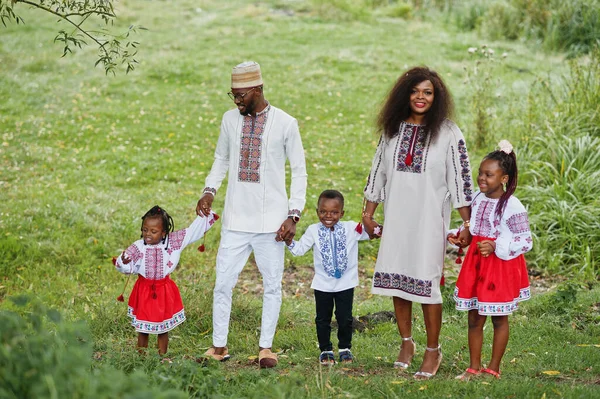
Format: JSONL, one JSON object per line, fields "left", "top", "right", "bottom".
{"left": 377, "top": 66, "right": 454, "bottom": 140}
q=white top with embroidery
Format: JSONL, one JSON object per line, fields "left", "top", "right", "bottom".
{"left": 364, "top": 120, "right": 473, "bottom": 303}
{"left": 203, "top": 105, "right": 307, "bottom": 233}
{"left": 469, "top": 192, "right": 533, "bottom": 260}
{"left": 114, "top": 213, "right": 218, "bottom": 279}
{"left": 286, "top": 221, "right": 370, "bottom": 293}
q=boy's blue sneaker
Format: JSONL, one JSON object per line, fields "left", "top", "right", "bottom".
{"left": 339, "top": 349, "right": 354, "bottom": 363}
{"left": 319, "top": 351, "right": 335, "bottom": 365}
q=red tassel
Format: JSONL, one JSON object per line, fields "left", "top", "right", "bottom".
{"left": 440, "top": 275, "right": 445, "bottom": 287}
{"left": 458, "top": 247, "right": 464, "bottom": 256}
{"left": 355, "top": 223, "right": 363, "bottom": 234}
{"left": 455, "top": 256, "right": 462, "bottom": 265}
{"left": 405, "top": 154, "right": 413, "bottom": 166}
{"left": 198, "top": 212, "right": 219, "bottom": 252}
{"left": 116, "top": 269, "right": 131, "bottom": 304}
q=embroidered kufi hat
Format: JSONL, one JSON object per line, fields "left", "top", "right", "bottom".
{"left": 231, "top": 61, "right": 263, "bottom": 89}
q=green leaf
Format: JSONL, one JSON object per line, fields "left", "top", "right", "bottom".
{"left": 47, "top": 309, "right": 61, "bottom": 323}
{"left": 9, "top": 294, "right": 30, "bottom": 307}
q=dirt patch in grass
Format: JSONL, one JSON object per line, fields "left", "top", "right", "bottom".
{"left": 236, "top": 250, "right": 561, "bottom": 304}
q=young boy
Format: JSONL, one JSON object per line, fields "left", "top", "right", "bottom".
{"left": 286, "top": 190, "right": 372, "bottom": 365}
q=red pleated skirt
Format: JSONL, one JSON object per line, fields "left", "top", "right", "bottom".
{"left": 127, "top": 275, "right": 186, "bottom": 334}
{"left": 454, "top": 235, "right": 531, "bottom": 315}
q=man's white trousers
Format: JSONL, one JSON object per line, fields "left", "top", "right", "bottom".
{"left": 212, "top": 228, "right": 284, "bottom": 348}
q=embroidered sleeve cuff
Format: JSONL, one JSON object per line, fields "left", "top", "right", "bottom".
{"left": 288, "top": 209, "right": 301, "bottom": 219}
{"left": 363, "top": 193, "right": 384, "bottom": 204}
{"left": 202, "top": 187, "right": 216, "bottom": 196}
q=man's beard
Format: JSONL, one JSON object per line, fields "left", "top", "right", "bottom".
{"left": 239, "top": 100, "right": 255, "bottom": 116}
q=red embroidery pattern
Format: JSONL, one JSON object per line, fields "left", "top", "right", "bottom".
{"left": 507, "top": 212, "right": 530, "bottom": 234}
{"left": 238, "top": 106, "right": 270, "bottom": 183}
{"left": 145, "top": 247, "right": 164, "bottom": 280}
{"left": 396, "top": 123, "right": 427, "bottom": 174}
{"left": 473, "top": 199, "right": 494, "bottom": 237}
{"left": 126, "top": 245, "right": 143, "bottom": 263}
{"left": 168, "top": 229, "right": 187, "bottom": 252}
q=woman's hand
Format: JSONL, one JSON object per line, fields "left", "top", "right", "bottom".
{"left": 456, "top": 227, "right": 472, "bottom": 247}
{"left": 362, "top": 217, "right": 382, "bottom": 239}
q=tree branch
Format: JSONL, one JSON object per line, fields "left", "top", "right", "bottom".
{"left": 3, "top": 0, "right": 143, "bottom": 74}
{"left": 16, "top": 0, "right": 112, "bottom": 54}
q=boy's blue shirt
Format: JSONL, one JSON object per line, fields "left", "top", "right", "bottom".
{"left": 287, "top": 221, "right": 370, "bottom": 292}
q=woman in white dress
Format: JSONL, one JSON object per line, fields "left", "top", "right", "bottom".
{"left": 363, "top": 67, "right": 473, "bottom": 379}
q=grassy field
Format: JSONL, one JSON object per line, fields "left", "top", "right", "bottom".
{"left": 1, "top": 0, "right": 599, "bottom": 398}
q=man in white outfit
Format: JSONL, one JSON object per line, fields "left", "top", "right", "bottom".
{"left": 196, "top": 61, "right": 307, "bottom": 368}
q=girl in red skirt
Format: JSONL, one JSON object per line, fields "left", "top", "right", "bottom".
{"left": 114, "top": 205, "right": 218, "bottom": 356}
{"left": 450, "top": 140, "right": 532, "bottom": 380}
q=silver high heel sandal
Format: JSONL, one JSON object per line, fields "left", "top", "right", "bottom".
{"left": 414, "top": 344, "right": 442, "bottom": 380}
{"left": 393, "top": 336, "right": 416, "bottom": 369}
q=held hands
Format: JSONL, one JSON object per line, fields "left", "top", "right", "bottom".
{"left": 448, "top": 226, "right": 472, "bottom": 248}
{"left": 362, "top": 216, "right": 382, "bottom": 239}
{"left": 196, "top": 193, "right": 214, "bottom": 217}
{"left": 276, "top": 218, "right": 296, "bottom": 243}
{"left": 120, "top": 253, "right": 132, "bottom": 265}
{"left": 477, "top": 240, "right": 496, "bottom": 257}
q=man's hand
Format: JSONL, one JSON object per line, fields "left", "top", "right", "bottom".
{"left": 276, "top": 218, "right": 296, "bottom": 243}
{"left": 121, "top": 253, "right": 131, "bottom": 265}
{"left": 196, "top": 193, "right": 214, "bottom": 217}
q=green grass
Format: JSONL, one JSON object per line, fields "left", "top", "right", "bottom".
{"left": 1, "top": 0, "right": 599, "bottom": 397}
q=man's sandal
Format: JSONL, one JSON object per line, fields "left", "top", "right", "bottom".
{"left": 393, "top": 336, "right": 416, "bottom": 370}
{"left": 455, "top": 368, "right": 482, "bottom": 381}
{"left": 203, "top": 346, "right": 231, "bottom": 362}
{"left": 414, "top": 345, "right": 442, "bottom": 380}
{"left": 482, "top": 368, "right": 501, "bottom": 379}
{"left": 258, "top": 348, "right": 278, "bottom": 368}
